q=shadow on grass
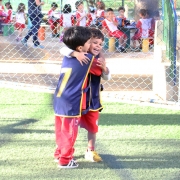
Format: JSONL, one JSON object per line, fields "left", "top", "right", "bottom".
{"left": 99, "top": 114, "right": 180, "bottom": 126}
{"left": 101, "top": 152, "right": 180, "bottom": 169}
{"left": 0, "top": 118, "right": 53, "bottom": 134}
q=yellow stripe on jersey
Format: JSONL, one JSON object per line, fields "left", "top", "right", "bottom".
{"left": 57, "top": 68, "right": 72, "bottom": 98}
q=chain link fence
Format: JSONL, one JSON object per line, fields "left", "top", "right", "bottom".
{"left": 0, "top": 0, "right": 179, "bottom": 105}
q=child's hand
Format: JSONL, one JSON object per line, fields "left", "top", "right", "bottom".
{"left": 96, "top": 57, "right": 108, "bottom": 74}
{"left": 73, "top": 51, "right": 90, "bottom": 66}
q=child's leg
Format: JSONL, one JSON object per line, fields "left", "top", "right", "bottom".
{"left": 87, "top": 132, "right": 96, "bottom": 151}
{"left": 138, "top": 39, "right": 142, "bottom": 48}
{"left": 55, "top": 116, "right": 80, "bottom": 165}
{"left": 56, "top": 22, "right": 60, "bottom": 33}
{"left": 18, "top": 28, "right": 23, "bottom": 38}
{"left": 49, "top": 20, "right": 56, "bottom": 36}
{"left": 121, "top": 34, "right": 127, "bottom": 48}
{"left": 110, "top": 30, "right": 127, "bottom": 52}
{"left": 81, "top": 111, "right": 102, "bottom": 162}
{"left": 118, "top": 36, "right": 124, "bottom": 47}
{"left": 52, "top": 22, "right": 57, "bottom": 35}
{"left": 132, "top": 39, "right": 136, "bottom": 48}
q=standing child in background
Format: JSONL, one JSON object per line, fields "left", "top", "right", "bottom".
{"left": 53, "top": 26, "right": 93, "bottom": 169}
{"left": 14, "top": 3, "right": 26, "bottom": 42}
{"left": 4, "top": 2, "right": 13, "bottom": 23}
{"left": 102, "top": 8, "right": 127, "bottom": 53}
{"left": 95, "top": 1, "right": 105, "bottom": 28}
{"left": 75, "top": 1, "right": 87, "bottom": 27}
{"left": 86, "top": 6, "right": 96, "bottom": 27}
{"left": 59, "top": 4, "right": 74, "bottom": 41}
{"left": 131, "top": 9, "right": 152, "bottom": 50}
{"left": 59, "top": 28, "right": 111, "bottom": 162}
{"left": 48, "top": 2, "right": 60, "bottom": 38}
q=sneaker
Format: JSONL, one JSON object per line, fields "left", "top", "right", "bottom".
{"left": 58, "top": 159, "right": 78, "bottom": 169}
{"left": 85, "top": 150, "right": 103, "bottom": 162}
{"left": 33, "top": 44, "right": 44, "bottom": 49}
{"left": 55, "top": 158, "right": 77, "bottom": 163}
{"left": 21, "top": 38, "right": 28, "bottom": 47}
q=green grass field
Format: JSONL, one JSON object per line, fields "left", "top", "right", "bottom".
{"left": 0, "top": 88, "right": 180, "bottom": 180}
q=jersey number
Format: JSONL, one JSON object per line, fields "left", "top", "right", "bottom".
{"left": 57, "top": 68, "right": 72, "bottom": 97}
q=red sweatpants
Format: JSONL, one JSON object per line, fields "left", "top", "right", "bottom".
{"left": 48, "top": 20, "right": 58, "bottom": 34}
{"left": 54, "top": 116, "right": 80, "bottom": 165}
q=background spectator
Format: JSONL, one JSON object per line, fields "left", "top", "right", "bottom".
{"left": 102, "top": 8, "right": 127, "bottom": 53}
{"left": 21, "top": 0, "right": 45, "bottom": 48}
{"left": 75, "top": 1, "right": 87, "bottom": 27}
{"left": 59, "top": 4, "right": 74, "bottom": 41}
{"left": 48, "top": 2, "right": 60, "bottom": 38}
{"left": 14, "top": 3, "right": 26, "bottom": 42}
{"left": 4, "top": 2, "right": 13, "bottom": 23}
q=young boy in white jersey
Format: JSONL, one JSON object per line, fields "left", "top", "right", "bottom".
{"left": 102, "top": 8, "right": 127, "bottom": 53}
{"left": 75, "top": 1, "right": 87, "bottom": 27}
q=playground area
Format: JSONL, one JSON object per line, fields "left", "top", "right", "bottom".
{"left": 0, "top": 1, "right": 180, "bottom": 180}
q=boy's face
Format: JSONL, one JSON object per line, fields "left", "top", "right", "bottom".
{"left": 119, "top": 10, "right": 125, "bottom": 17}
{"left": 52, "top": 7, "right": 57, "bottom": 11}
{"left": 106, "top": 11, "right": 114, "bottom": 20}
{"left": 77, "top": 3, "right": 84, "bottom": 11}
{"left": 80, "top": 39, "right": 91, "bottom": 52}
{"left": 89, "top": 38, "right": 103, "bottom": 56}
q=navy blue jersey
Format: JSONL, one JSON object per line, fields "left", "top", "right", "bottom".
{"left": 28, "top": 0, "right": 42, "bottom": 16}
{"left": 53, "top": 54, "right": 94, "bottom": 117}
{"left": 82, "top": 73, "right": 103, "bottom": 115}
{"left": 89, "top": 73, "right": 103, "bottom": 111}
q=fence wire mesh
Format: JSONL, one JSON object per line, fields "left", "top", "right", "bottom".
{"left": 0, "top": 0, "right": 179, "bottom": 105}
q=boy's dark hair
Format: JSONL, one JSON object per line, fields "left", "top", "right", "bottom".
{"left": 139, "top": 9, "right": 147, "bottom": 17}
{"left": 118, "top": 6, "right": 125, "bottom": 12}
{"left": 63, "top": 4, "right": 72, "bottom": 13}
{"left": 90, "top": 28, "right": 104, "bottom": 41}
{"left": 98, "top": 1, "right": 105, "bottom": 10}
{"left": 5, "top": 2, "right": 12, "bottom": 9}
{"left": 75, "top": 1, "right": 83, "bottom": 9}
{"left": 63, "top": 26, "right": 91, "bottom": 51}
{"left": 51, "top": 2, "right": 58, "bottom": 8}
{"left": 153, "top": 10, "right": 160, "bottom": 17}
{"left": 89, "top": 6, "right": 95, "bottom": 13}
{"left": 106, "top": 8, "right": 113, "bottom": 12}
{"left": 17, "top": 3, "right": 25, "bottom": 13}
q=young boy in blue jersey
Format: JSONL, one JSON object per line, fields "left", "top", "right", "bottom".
{"left": 53, "top": 26, "right": 93, "bottom": 168}
{"left": 59, "top": 28, "right": 111, "bottom": 163}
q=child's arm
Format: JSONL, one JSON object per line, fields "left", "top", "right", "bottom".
{"left": 60, "top": 46, "right": 90, "bottom": 65}
{"left": 112, "top": 17, "right": 119, "bottom": 26}
{"left": 97, "top": 56, "right": 111, "bottom": 81}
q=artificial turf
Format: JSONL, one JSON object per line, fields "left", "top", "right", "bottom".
{"left": 0, "top": 88, "right": 180, "bottom": 180}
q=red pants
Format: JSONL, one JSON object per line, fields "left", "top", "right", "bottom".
{"left": 80, "top": 111, "right": 99, "bottom": 133}
{"left": 109, "top": 30, "right": 127, "bottom": 39}
{"left": 54, "top": 116, "right": 80, "bottom": 165}
{"left": 48, "top": 20, "right": 59, "bottom": 34}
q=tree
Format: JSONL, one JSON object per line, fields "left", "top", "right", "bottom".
{"left": 134, "top": 0, "right": 159, "bottom": 21}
